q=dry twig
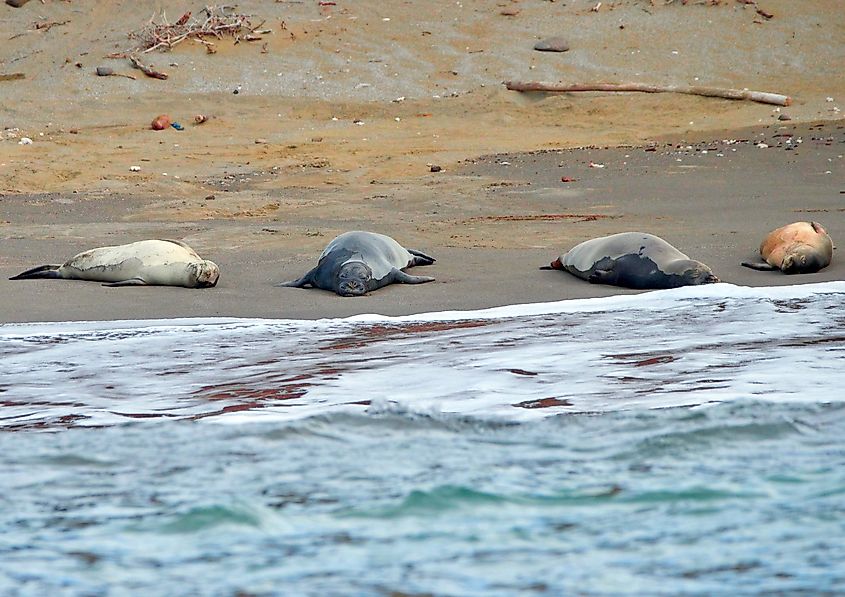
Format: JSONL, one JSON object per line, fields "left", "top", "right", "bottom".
{"left": 129, "top": 5, "right": 255, "bottom": 53}
{"left": 504, "top": 81, "right": 791, "bottom": 106}
{"left": 129, "top": 55, "right": 168, "bottom": 80}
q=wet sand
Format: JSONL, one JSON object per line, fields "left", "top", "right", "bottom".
{"left": 1, "top": 121, "right": 842, "bottom": 323}
{"left": 1, "top": 0, "right": 843, "bottom": 322}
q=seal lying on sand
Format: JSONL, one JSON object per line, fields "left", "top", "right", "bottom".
{"left": 278, "top": 231, "right": 435, "bottom": 296}
{"left": 10, "top": 239, "right": 219, "bottom": 288}
{"left": 741, "top": 221, "right": 833, "bottom": 274}
{"left": 543, "top": 232, "right": 719, "bottom": 289}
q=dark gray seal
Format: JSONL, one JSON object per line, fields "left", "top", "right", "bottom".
{"left": 543, "top": 232, "right": 719, "bottom": 289}
{"left": 277, "top": 231, "right": 435, "bottom": 296}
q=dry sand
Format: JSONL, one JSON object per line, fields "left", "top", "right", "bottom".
{"left": 1, "top": 0, "right": 843, "bottom": 322}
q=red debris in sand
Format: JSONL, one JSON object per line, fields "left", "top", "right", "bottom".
{"left": 561, "top": 176, "right": 577, "bottom": 182}
{"left": 151, "top": 114, "right": 171, "bottom": 130}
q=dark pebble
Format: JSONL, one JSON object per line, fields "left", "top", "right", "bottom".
{"left": 6, "top": 0, "right": 32, "bottom": 7}
{"left": 95, "top": 66, "right": 114, "bottom": 77}
{"left": 534, "top": 37, "right": 570, "bottom": 53}
{"left": 430, "top": 165, "right": 442, "bottom": 172}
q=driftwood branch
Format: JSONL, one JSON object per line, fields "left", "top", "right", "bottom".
{"left": 129, "top": 55, "right": 168, "bottom": 80}
{"left": 504, "top": 81, "right": 792, "bottom": 107}
{"left": 129, "top": 6, "right": 254, "bottom": 53}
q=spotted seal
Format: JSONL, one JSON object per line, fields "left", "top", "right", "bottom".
{"left": 543, "top": 232, "right": 719, "bottom": 289}
{"left": 10, "top": 239, "right": 219, "bottom": 288}
{"left": 277, "top": 231, "right": 435, "bottom": 296}
{"left": 741, "top": 221, "right": 833, "bottom": 274}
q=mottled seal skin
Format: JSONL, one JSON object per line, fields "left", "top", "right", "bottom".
{"left": 741, "top": 221, "right": 833, "bottom": 274}
{"left": 277, "top": 231, "right": 435, "bottom": 296}
{"left": 544, "top": 232, "right": 719, "bottom": 289}
{"left": 10, "top": 239, "right": 219, "bottom": 288}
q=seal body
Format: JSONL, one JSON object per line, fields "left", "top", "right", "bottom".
{"left": 278, "top": 231, "right": 435, "bottom": 296}
{"left": 548, "top": 232, "right": 719, "bottom": 289}
{"left": 10, "top": 239, "right": 219, "bottom": 288}
{"left": 741, "top": 221, "right": 833, "bottom": 274}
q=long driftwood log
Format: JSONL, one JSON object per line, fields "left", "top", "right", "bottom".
{"left": 504, "top": 81, "right": 792, "bottom": 107}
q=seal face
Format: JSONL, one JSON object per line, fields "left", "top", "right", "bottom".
{"left": 9, "top": 239, "right": 219, "bottom": 288}
{"left": 546, "top": 232, "right": 719, "bottom": 289}
{"left": 277, "top": 231, "right": 436, "bottom": 296}
{"left": 741, "top": 221, "right": 833, "bottom": 274}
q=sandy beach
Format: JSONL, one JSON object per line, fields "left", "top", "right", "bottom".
{"left": 1, "top": 0, "right": 843, "bottom": 322}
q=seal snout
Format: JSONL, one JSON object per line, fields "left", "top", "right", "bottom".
{"left": 338, "top": 279, "right": 366, "bottom": 296}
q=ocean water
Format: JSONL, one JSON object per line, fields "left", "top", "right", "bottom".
{"left": 1, "top": 282, "right": 844, "bottom": 596}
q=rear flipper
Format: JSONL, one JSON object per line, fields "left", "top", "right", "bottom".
{"left": 741, "top": 261, "right": 777, "bottom": 271}
{"left": 393, "top": 269, "right": 435, "bottom": 284}
{"left": 539, "top": 257, "right": 564, "bottom": 271}
{"left": 9, "top": 265, "right": 61, "bottom": 280}
{"left": 103, "top": 278, "right": 149, "bottom": 287}
{"left": 407, "top": 248, "right": 436, "bottom": 266}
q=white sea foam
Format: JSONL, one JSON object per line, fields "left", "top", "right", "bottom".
{"left": 1, "top": 282, "right": 844, "bottom": 429}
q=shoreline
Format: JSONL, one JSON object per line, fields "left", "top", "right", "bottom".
{"left": 2, "top": 121, "right": 842, "bottom": 324}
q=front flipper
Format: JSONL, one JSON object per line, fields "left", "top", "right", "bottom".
{"left": 741, "top": 261, "right": 777, "bottom": 271}
{"left": 103, "top": 278, "right": 148, "bottom": 287}
{"left": 407, "top": 248, "right": 436, "bottom": 266}
{"left": 276, "top": 267, "right": 318, "bottom": 288}
{"left": 587, "top": 269, "right": 614, "bottom": 284}
{"left": 392, "top": 269, "right": 435, "bottom": 284}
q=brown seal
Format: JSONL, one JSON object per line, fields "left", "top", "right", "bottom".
{"left": 741, "top": 221, "right": 833, "bottom": 274}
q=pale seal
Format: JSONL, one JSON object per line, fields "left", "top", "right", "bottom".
{"left": 543, "top": 232, "right": 719, "bottom": 289}
{"left": 741, "top": 221, "right": 833, "bottom": 274}
{"left": 277, "top": 231, "right": 435, "bottom": 296}
{"left": 10, "top": 239, "right": 219, "bottom": 288}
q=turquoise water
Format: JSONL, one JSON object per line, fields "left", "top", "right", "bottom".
{"left": 2, "top": 283, "right": 844, "bottom": 595}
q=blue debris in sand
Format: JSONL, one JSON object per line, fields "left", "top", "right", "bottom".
{"left": 171, "top": 122, "right": 184, "bottom": 131}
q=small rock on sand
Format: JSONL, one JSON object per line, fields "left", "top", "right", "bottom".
{"left": 534, "top": 37, "right": 570, "bottom": 52}
{"left": 96, "top": 66, "right": 114, "bottom": 77}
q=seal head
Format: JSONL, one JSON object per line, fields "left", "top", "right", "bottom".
{"left": 671, "top": 259, "right": 720, "bottom": 286}
{"left": 336, "top": 261, "right": 373, "bottom": 296}
{"left": 192, "top": 260, "right": 220, "bottom": 288}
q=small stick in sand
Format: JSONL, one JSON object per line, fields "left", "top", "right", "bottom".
{"left": 504, "top": 81, "right": 792, "bottom": 107}
{"left": 129, "top": 55, "right": 168, "bottom": 80}
{"left": 0, "top": 72, "right": 26, "bottom": 82}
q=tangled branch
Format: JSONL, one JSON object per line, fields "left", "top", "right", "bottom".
{"left": 129, "top": 5, "right": 255, "bottom": 53}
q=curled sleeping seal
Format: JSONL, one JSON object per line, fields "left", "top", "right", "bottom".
{"left": 9, "top": 239, "right": 219, "bottom": 288}
{"left": 741, "top": 221, "right": 833, "bottom": 274}
{"left": 277, "top": 230, "right": 435, "bottom": 296}
{"left": 543, "top": 232, "right": 719, "bottom": 289}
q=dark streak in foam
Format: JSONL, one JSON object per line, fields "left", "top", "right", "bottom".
{"left": 514, "top": 397, "right": 572, "bottom": 409}
{"left": 320, "top": 320, "right": 492, "bottom": 351}
{"left": 505, "top": 369, "right": 539, "bottom": 376}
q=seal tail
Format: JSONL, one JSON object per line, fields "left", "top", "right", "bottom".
{"left": 9, "top": 264, "right": 61, "bottom": 280}
{"left": 740, "top": 261, "right": 777, "bottom": 271}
